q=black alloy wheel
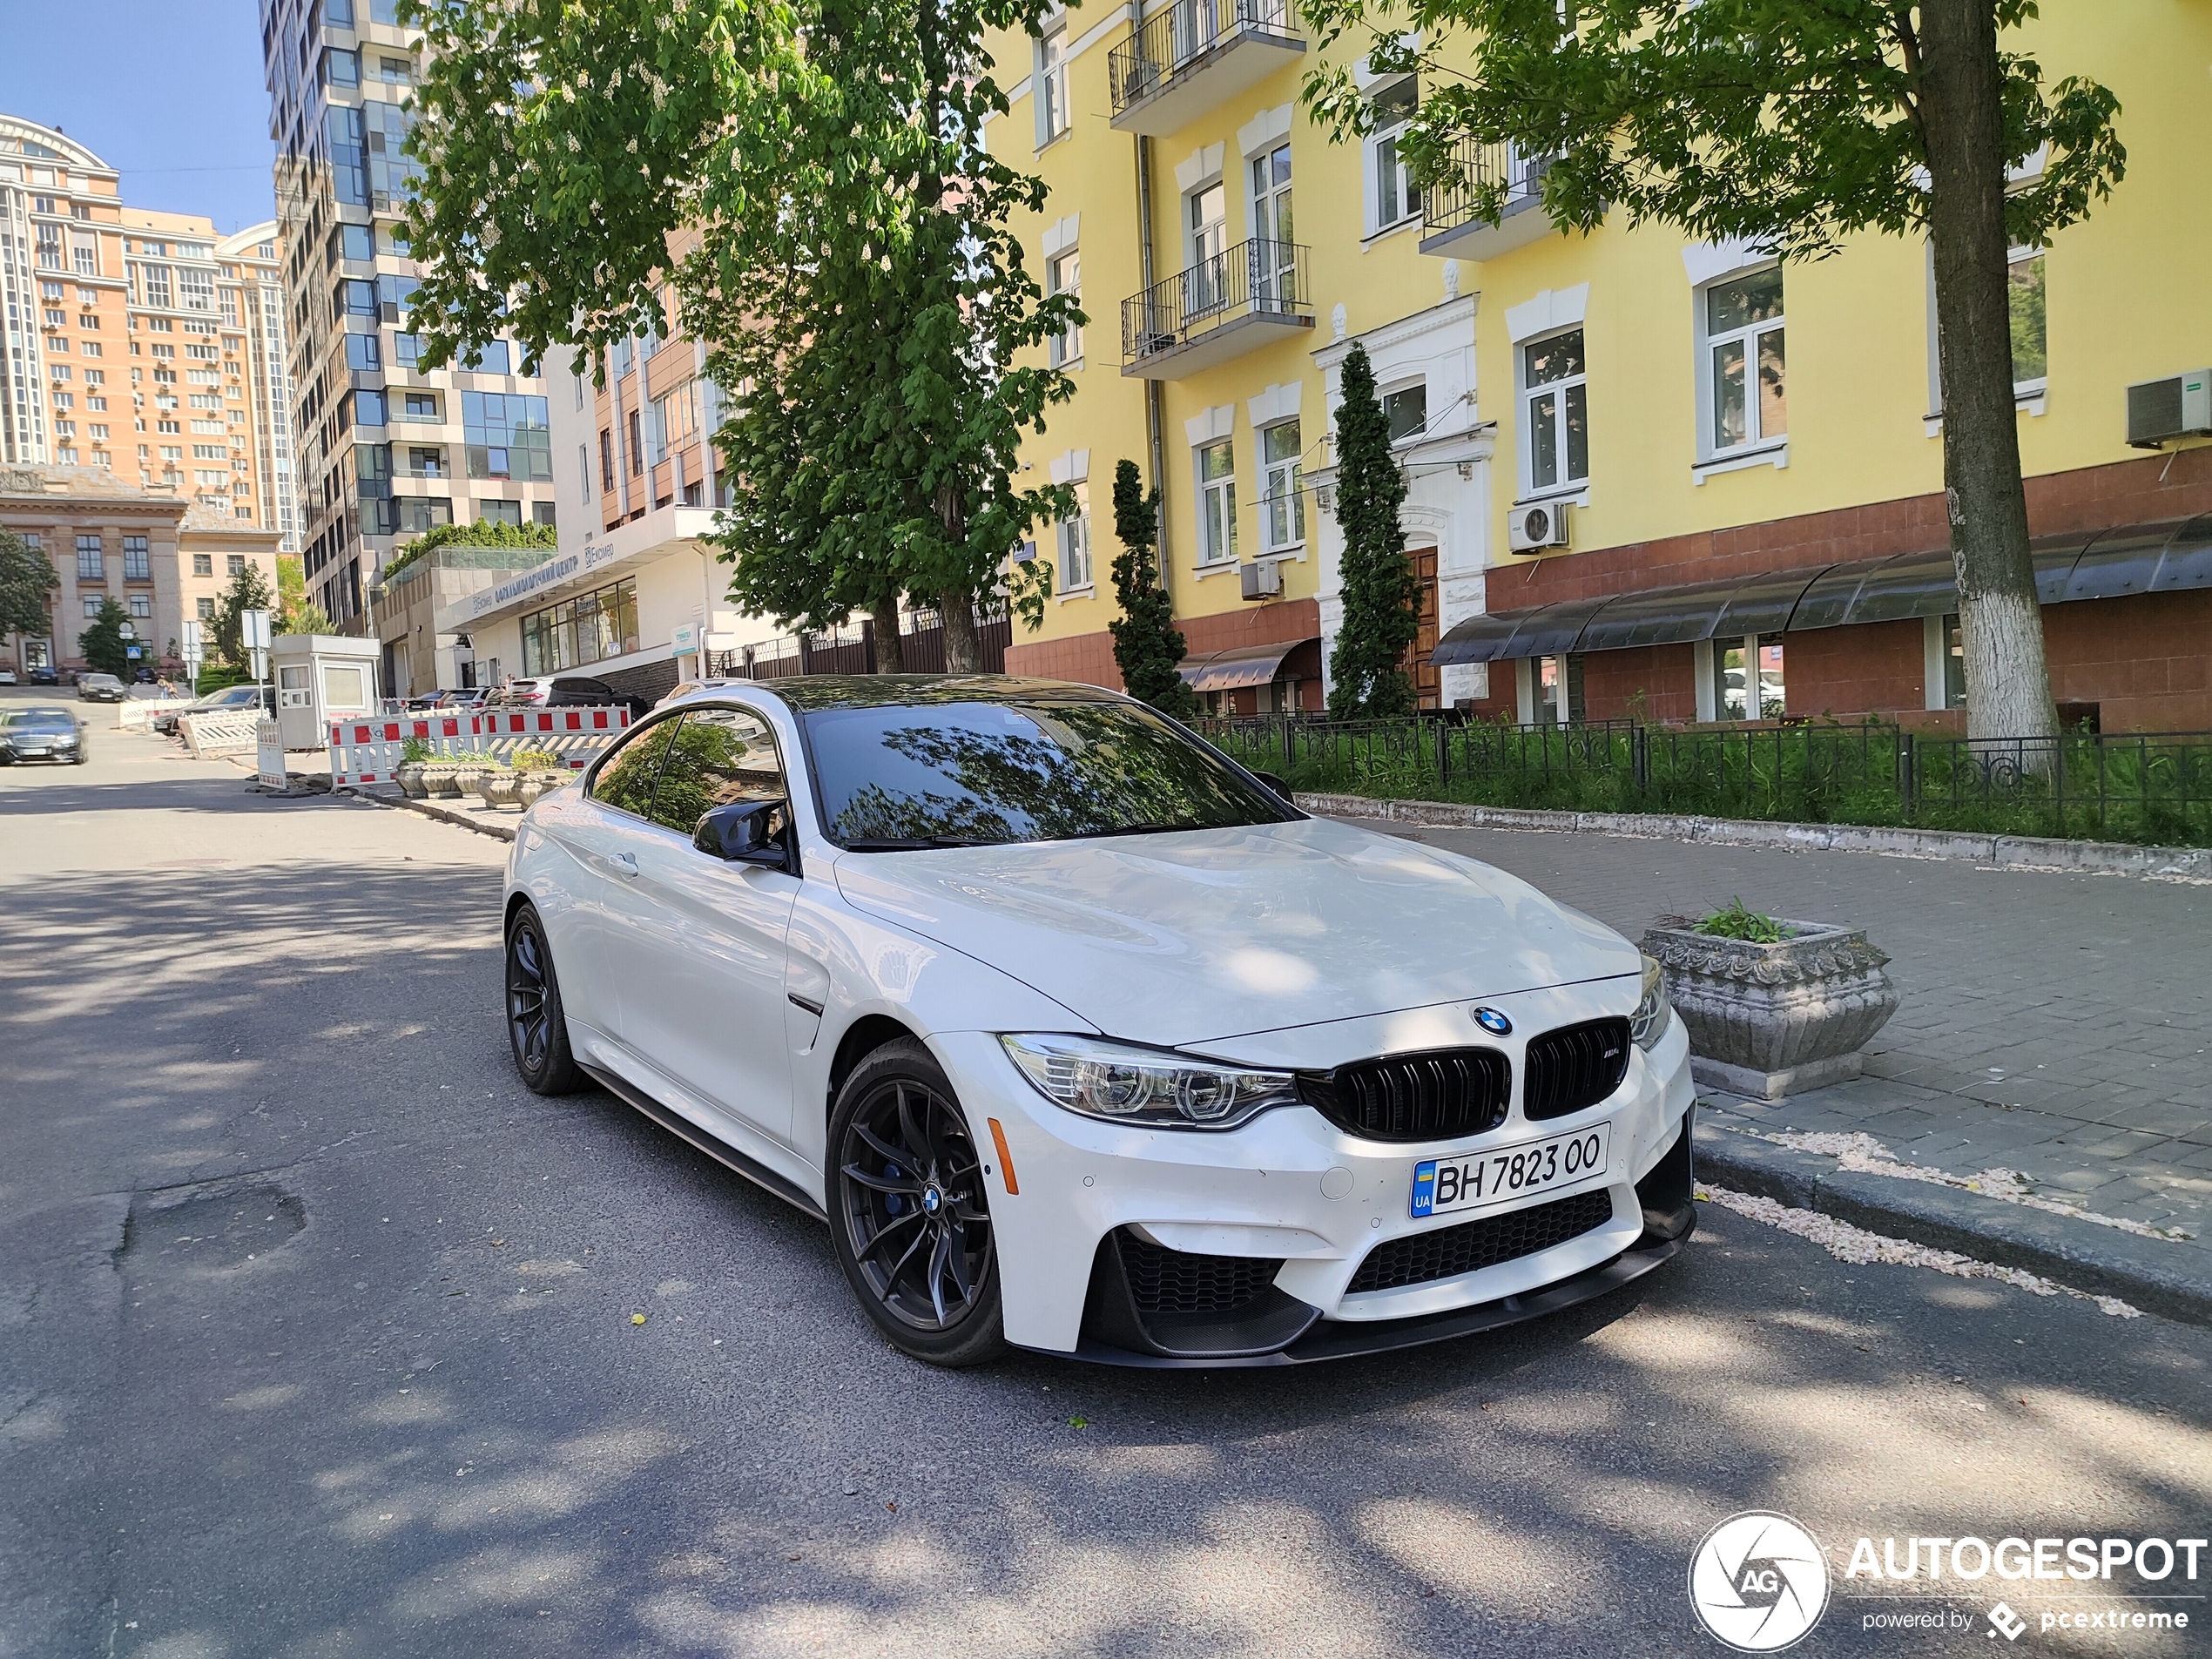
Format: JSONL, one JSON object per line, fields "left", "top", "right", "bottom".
{"left": 504, "top": 903, "right": 583, "bottom": 1095}
{"left": 829, "top": 1040, "right": 1005, "bottom": 1366}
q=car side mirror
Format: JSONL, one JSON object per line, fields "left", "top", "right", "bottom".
{"left": 694, "top": 799, "right": 790, "bottom": 869}
{"left": 1251, "top": 770, "right": 1295, "bottom": 805}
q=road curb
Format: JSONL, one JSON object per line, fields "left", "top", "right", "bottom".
{"left": 1298, "top": 792, "right": 2212, "bottom": 881}
{"left": 346, "top": 786, "right": 519, "bottom": 842}
{"left": 1692, "top": 1123, "right": 2212, "bottom": 1326}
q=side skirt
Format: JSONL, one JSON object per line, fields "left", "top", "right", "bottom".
{"left": 581, "top": 1062, "right": 829, "bottom": 1225}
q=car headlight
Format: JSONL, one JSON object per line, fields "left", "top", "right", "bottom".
{"left": 998, "top": 1033, "right": 1300, "bottom": 1131}
{"left": 1630, "top": 953, "right": 1673, "bottom": 1051}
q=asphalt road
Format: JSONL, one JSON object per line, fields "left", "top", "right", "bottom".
{"left": 3, "top": 700, "right": 2208, "bottom": 1659}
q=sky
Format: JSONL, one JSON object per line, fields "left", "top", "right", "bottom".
{"left": 0, "top": 0, "right": 278, "bottom": 235}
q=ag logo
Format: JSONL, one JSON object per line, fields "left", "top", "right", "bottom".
{"left": 1688, "top": 1511, "right": 1830, "bottom": 1652}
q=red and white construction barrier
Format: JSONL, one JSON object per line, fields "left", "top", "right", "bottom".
{"left": 327, "top": 707, "right": 632, "bottom": 788}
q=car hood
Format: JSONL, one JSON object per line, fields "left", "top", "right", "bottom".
{"left": 831, "top": 816, "right": 1636, "bottom": 1046}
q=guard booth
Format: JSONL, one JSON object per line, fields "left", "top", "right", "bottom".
{"left": 273, "top": 634, "right": 381, "bottom": 752}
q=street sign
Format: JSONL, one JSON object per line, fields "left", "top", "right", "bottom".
{"left": 127, "top": 645, "right": 142, "bottom": 659}
{"left": 242, "top": 610, "right": 273, "bottom": 652}
{"left": 249, "top": 648, "right": 269, "bottom": 682}
{"left": 118, "top": 622, "right": 137, "bottom": 640}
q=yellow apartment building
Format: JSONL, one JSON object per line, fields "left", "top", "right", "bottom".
{"left": 984, "top": 2, "right": 2212, "bottom": 732}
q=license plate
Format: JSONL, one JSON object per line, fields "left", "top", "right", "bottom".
{"left": 1411, "top": 1124, "right": 1609, "bottom": 1219}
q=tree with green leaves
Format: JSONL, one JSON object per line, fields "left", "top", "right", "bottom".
{"left": 1107, "top": 460, "right": 1197, "bottom": 717}
{"left": 1327, "top": 345, "right": 1420, "bottom": 720}
{"left": 0, "top": 528, "right": 58, "bottom": 644}
{"left": 397, "top": 0, "right": 1082, "bottom": 671}
{"left": 1303, "top": 0, "right": 2122, "bottom": 745}
{"left": 212, "top": 560, "right": 276, "bottom": 668}
{"left": 78, "top": 598, "right": 135, "bottom": 679}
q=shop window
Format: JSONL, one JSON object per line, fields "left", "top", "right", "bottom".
{"left": 1714, "top": 634, "right": 1785, "bottom": 719}
{"left": 1534, "top": 653, "right": 1584, "bottom": 725}
{"left": 1942, "top": 613, "right": 1966, "bottom": 710}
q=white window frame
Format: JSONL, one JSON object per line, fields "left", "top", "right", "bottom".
{"left": 1696, "top": 262, "right": 1787, "bottom": 462}
{"left": 1380, "top": 379, "right": 1428, "bottom": 448}
{"left": 1364, "top": 78, "right": 1420, "bottom": 238}
{"left": 1195, "top": 437, "right": 1238, "bottom": 566}
{"left": 1518, "top": 326, "right": 1588, "bottom": 502}
{"left": 2005, "top": 243, "right": 2047, "bottom": 400}
{"left": 1258, "top": 418, "right": 1304, "bottom": 553}
{"left": 1046, "top": 247, "right": 1082, "bottom": 368}
{"left": 1035, "top": 24, "right": 1071, "bottom": 147}
{"left": 1056, "top": 482, "right": 1093, "bottom": 591}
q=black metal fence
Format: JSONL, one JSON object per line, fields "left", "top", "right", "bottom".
{"left": 1122, "top": 237, "right": 1310, "bottom": 370}
{"left": 1194, "top": 715, "right": 2212, "bottom": 847}
{"left": 1108, "top": 0, "right": 1296, "bottom": 115}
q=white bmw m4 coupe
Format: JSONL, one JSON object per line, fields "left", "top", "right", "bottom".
{"left": 502, "top": 676, "right": 1697, "bottom": 1367}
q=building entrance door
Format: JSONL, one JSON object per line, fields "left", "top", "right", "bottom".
{"left": 1404, "top": 544, "right": 1440, "bottom": 708}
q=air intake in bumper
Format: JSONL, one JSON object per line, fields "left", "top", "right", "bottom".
{"left": 1347, "top": 1187, "right": 1618, "bottom": 1294}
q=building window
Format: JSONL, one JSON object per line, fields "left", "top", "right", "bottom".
{"left": 1532, "top": 654, "right": 1585, "bottom": 726}
{"left": 520, "top": 577, "right": 640, "bottom": 675}
{"left": 1260, "top": 420, "right": 1304, "bottom": 550}
{"left": 480, "top": 500, "right": 524, "bottom": 528}
{"left": 578, "top": 442, "right": 591, "bottom": 499}
{"left": 393, "top": 332, "right": 422, "bottom": 366}
{"left": 462, "top": 392, "right": 551, "bottom": 481}
{"left": 325, "top": 46, "right": 360, "bottom": 86}
{"left": 1522, "top": 327, "right": 1588, "bottom": 496}
{"left": 1714, "top": 634, "right": 1785, "bottom": 720}
{"left": 179, "top": 268, "right": 215, "bottom": 312}
{"left": 1703, "top": 266, "right": 1786, "bottom": 452}
{"left": 1196, "top": 438, "right": 1237, "bottom": 565}
{"left": 1941, "top": 614, "right": 1966, "bottom": 710}
{"left": 76, "top": 535, "right": 104, "bottom": 579}
{"left": 402, "top": 445, "right": 447, "bottom": 478}
{"left": 1057, "top": 482, "right": 1092, "bottom": 590}
{"left": 599, "top": 428, "right": 614, "bottom": 493}
{"left": 197, "top": 597, "right": 217, "bottom": 621}
{"left": 1036, "top": 27, "right": 1070, "bottom": 145}
{"left": 1251, "top": 142, "right": 1296, "bottom": 304}
{"left": 123, "top": 536, "right": 150, "bottom": 579}
{"left": 227, "top": 555, "right": 247, "bottom": 577}
{"left": 84, "top": 596, "right": 104, "bottom": 618}
{"left": 1367, "top": 78, "right": 1420, "bottom": 233}
{"left": 1047, "top": 250, "right": 1082, "bottom": 368}
{"left": 627, "top": 408, "right": 644, "bottom": 475}
{"left": 192, "top": 553, "right": 212, "bottom": 576}
{"left": 1383, "top": 382, "right": 1427, "bottom": 445}
{"left": 354, "top": 388, "right": 388, "bottom": 427}
{"left": 129, "top": 593, "right": 152, "bottom": 618}
{"left": 400, "top": 391, "right": 440, "bottom": 421}
{"left": 345, "top": 332, "right": 381, "bottom": 371}
{"left": 396, "top": 496, "right": 452, "bottom": 534}
{"left": 462, "top": 339, "right": 512, "bottom": 375}
{"left": 2008, "top": 246, "right": 2047, "bottom": 389}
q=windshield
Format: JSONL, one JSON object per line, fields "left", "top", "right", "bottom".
{"left": 7, "top": 710, "right": 74, "bottom": 730}
{"left": 802, "top": 697, "right": 1294, "bottom": 849}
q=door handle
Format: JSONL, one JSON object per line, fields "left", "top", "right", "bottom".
{"left": 609, "top": 852, "right": 639, "bottom": 876}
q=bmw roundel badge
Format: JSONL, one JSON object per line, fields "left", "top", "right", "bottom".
{"left": 1471, "top": 1007, "right": 1513, "bottom": 1036}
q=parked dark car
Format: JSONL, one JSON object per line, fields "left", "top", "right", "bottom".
{"left": 132, "top": 666, "right": 158, "bottom": 684}
{"left": 151, "top": 684, "right": 274, "bottom": 736}
{"left": 489, "top": 675, "right": 651, "bottom": 720}
{"left": 76, "top": 673, "right": 125, "bottom": 704}
{"left": 27, "top": 665, "right": 59, "bottom": 686}
{"left": 0, "top": 707, "right": 87, "bottom": 765}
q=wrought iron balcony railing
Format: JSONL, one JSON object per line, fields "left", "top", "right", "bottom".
{"left": 1109, "top": 0, "right": 1298, "bottom": 120}
{"left": 1121, "top": 238, "right": 1312, "bottom": 373}
{"left": 1420, "top": 138, "right": 1558, "bottom": 250}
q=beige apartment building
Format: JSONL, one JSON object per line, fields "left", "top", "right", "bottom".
{"left": 0, "top": 116, "right": 299, "bottom": 571}
{"left": 1, "top": 462, "right": 281, "bottom": 675}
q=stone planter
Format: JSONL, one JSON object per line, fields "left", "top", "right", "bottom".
{"left": 395, "top": 760, "right": 428, "bottom": 799}
{"left": 513, "top": 770, "right": 569, "bottom": 810}
{"left": 1638, "top": 919, "right": 1900, "bottom": 1101}
{"left": 452, "top": 759, "right": 490, "bottom": 800}
{"left": 421, "top": 761, "right": 463, "bottom": 799}
{"left": 476, "top": 768, "right": 522, "bottom": 811}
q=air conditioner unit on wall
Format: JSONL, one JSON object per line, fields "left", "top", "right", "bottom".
{"left": 1239, "top": 558, "right": 1282, "bottom": 600}
{"left": 2127, "top": 370, "right": 2212, "bottom": 448}
{"left": 1507, "top": 500, "right": 1572, "bottom": 554}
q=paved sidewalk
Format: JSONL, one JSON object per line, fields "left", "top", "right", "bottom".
{"left": 1345, "top": 813, "right": 2212, "bottom": 1288}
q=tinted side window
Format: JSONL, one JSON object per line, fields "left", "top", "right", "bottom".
{"left": 588, "top": 718, "right": 678, "bottom": 817}
{"left": 649, "top": 706, "right": 787, "bottom": 835}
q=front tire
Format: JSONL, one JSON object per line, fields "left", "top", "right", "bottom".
{"left": 828, "top": 1039, "right": 1006, "bottom": 1367}
{"left": 504, "top": 903, "right": 583, "bottom": 1095}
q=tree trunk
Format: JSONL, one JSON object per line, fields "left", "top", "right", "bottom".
{"left": 1919, "top": 0, "right": 2058, "bottom": 747}
{"left": 871, "top": 592, "right": 905, "bottom": 674}
{"left": 939, "top": 590, "right": 981, "bottom": 673}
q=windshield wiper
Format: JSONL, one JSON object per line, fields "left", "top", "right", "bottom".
{"left": 840, "top": 835, "right": 990, "bottom": 851}
{"left": 1066, "top": 821, "right": 1202, "bottom": 840}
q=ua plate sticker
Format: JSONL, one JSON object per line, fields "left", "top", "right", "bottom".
{"left": 1410, "top": 1123, "right": 1609, "bottom": 1219}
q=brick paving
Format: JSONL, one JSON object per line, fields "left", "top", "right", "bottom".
{"left": 1339, "top": 814, "right": 2212, "bottom": 1264}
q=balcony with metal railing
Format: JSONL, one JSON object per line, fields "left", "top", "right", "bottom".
{"left": 1108, "top": 0, "right": 1305, "bottom": 136}
{"left": 1121, "top": 237, "right": 1313, "bottom": 379}
{"left": 1419, "top": 139, "right": 1561, "bottom": 260}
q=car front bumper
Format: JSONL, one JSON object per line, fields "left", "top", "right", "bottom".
{"left": 934, "top": 981, "right": 1697, "bottom": 1364}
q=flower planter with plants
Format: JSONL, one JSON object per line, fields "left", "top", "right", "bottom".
{"left": 1638, "top": 899, "right": 1899, "bottom": 1101}
{"left": 509, "top": 750, "right": 571, "bottom": 809}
